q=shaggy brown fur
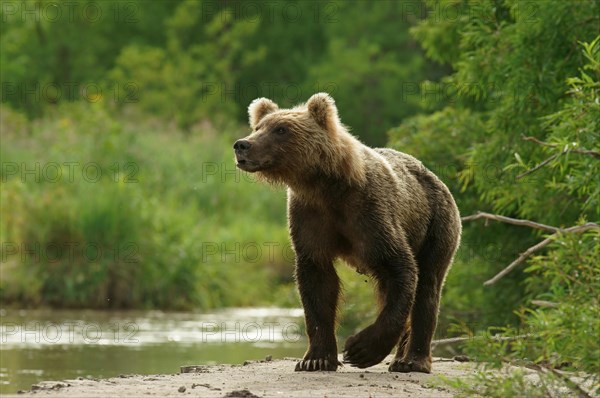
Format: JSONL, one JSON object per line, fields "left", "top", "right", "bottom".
{"left": 234, "top": 93, "right": 461, "bottom": 373}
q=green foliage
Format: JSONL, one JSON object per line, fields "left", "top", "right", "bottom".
{"left": 110, "top": 0, "right": 263, "bottom": 129}
{"left": 390, "top": 1, "right": 599, "bottom": 394}
{"left": 444, "top": 368, "right": 572, "bottom": 398}
{"left": 0, "top": 0, "right": 445, "bottom": 316}
{"left": 1, "top": 0, "right": 442, "bottom": 145}
{"left": 452, "top": 226, "right": 599, "bottom": 395}
{"left": 389, "top": 106, "right": 535, "bottom": 328}
{"left": 0, "top": 0, "right": 179, "bottom": 117}
{"left": 390, "top": 0, "right": 599, "bottom": 327}
{"left": 300, "top": 0, "right": 438, "bottom": 146}
{"left": 442, "top": 235, "right": 599, "bottom": 395}
{"left": 0, "top": 103, "right": 294, "bottom": 309}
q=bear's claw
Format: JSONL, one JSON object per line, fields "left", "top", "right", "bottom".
{"left": 295, "top": 358, "right": 340, "bottom": 372}
{"left": 388, "top": 357, "right": 432, "bottom": 373}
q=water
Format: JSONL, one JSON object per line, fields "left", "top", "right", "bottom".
{"left": 0, "top": 308, "right": 307, "bottom": 394}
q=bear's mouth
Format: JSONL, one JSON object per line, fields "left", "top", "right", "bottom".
{"left": 235, "top": 157, "right": 262, "bottom": 172}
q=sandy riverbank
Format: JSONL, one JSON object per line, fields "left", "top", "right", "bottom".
{"left": 6, "top": 356, "right": 475, "bottom": 397}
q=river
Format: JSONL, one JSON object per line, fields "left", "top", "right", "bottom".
{"left": 0, "top": 307, "right": 307, "bottom": 394}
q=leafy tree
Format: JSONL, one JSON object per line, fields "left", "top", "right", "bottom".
{"left": 302, "top": 0, "right": 446, "bottom": 146}
{"left": 110, "top": 0, "right": 263, "bottom": 129}
{"left": 390, "top": 0, "right": 599, "bottom": 326}
{"left": 0, "top": 0, "right": 179, "bottom": 117}
{"left": 389, "top": 0, "right": 599, "bottom": 394}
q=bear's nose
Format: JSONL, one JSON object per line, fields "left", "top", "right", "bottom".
{"left": 234, "top": 139, "right": 251, "bottom": 151}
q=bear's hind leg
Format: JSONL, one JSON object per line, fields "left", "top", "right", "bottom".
{"left": 388, "top": 269, "right": 441, "bottom": 373}
{"left": 389, "top": 216, "right": 459, "bottom": 373}
{"left": 343, "top": 253, "right": 418, "bottom": 368}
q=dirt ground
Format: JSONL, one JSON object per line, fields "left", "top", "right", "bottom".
{"left": 7, "top": 356, "right": 475, "bottom": 398}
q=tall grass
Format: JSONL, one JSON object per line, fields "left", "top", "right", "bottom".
{"left": 1, "top": 103, "right": 295, "bottom": 309}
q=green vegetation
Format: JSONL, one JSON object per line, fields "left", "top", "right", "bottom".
{"left": 389, "top": 0, "right": 599, "bottom": 394}
{"left": 1, "top": 0, "right": 599, "bottom": 393}
{"left": 1, "top": 0, "right": 439, "bottom": 146}
{"left": 1, "top": 103, "right": 295, "bottom": 309}
{"left": 1, "top": 0, "right": 429, "bottom": 320}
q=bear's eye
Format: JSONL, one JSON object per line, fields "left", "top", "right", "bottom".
{"left": 274, "top": 126, "right": 288, "bottom": 135}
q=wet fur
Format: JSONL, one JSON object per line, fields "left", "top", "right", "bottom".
{"left": 235, "top": 93, "right": 461, "bottom": 372}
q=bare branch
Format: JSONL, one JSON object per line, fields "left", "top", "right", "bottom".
{"left": 572, "top": 149, "right": 600, "bottom": 158}
{"left": 531, "top": 300, "right": 559, "bottom": 308}
{"left": 432, "top": 336, "right": 472, "bottom": 345}
{"left": 432, "top": 334, "right": 533, "bottom": 346}
{"left": 461, "top": 212, "right": 561, "bottom": 233}
{"left": 516, "top": 150, "right": 565, "bottom": 179}
{"left": 484, "top": 223, "right": 600, "bottom": 285}
{"left": 522, "top": 135, "right": 558, "bottom": 148}
{"left": 484, "top": 236, "right": 554, "bottom": 285}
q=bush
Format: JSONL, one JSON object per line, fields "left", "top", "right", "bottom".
{"left": 0, "top": 103, "right": 294, "bottom": 309}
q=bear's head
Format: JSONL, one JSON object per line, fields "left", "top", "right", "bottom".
{"left": 234, "top": 93, "right": 364, "bottom": 186}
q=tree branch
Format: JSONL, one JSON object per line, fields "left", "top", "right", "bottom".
{"left": 531, "top": 300, "right": 559, "bottom": 308}
{"left": 522, "top": 135, "right": 600, "bottom": 159}
{"left": 484, "top": 236, "right": 554, "bottom": 285}
{"left": 432, "top": 334, "right": 533, "bottom": 346}
{"left": 516, "top": 150, "right": 565, "bottom": 179}
{"left": 461, "top": 212, "right": 561, "bottom": 233}
{"left": 521, "top": 135, "right": 557, "bottom": 147}
{"left": 527, "top": 364, "right": 593, "bottom": 398}
{"left": 573, "top": 149, "right": 600, "bottom": 158}
{"left": 484, "top": 223, "right": 600, "bottom": 285}
{"left": 462, "top": 212, "right": 599, "bottom": 285}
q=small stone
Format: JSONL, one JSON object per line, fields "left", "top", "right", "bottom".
{"left": 359, "top": 374, "right": 365, "bottom": 378}
{"left": 178, "top": 386, "right": 186, "bottom": 393}
{"left": 243, "top": 360, "right": 252, "bottom": 366}
{"left": 265, "top": 355, "right": 272, "bottom": 362}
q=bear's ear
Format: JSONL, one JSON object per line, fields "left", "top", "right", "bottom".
{"left": 307, "top": 93, "right": 339, "bottom": 133}
{"left": 248, "top": 98, "right": 278, "bottom": 129}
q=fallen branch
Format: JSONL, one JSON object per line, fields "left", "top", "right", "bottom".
{"left": 546, "top": 367, "right": 593, "bottom": 398}
{"left": 461, "top": 212, "right": 560, "bottom": 233}
{"left": 527, "top": 364, "right": 593, "bottom": 398}
{"left": 432, "top": 334, "right": 533, "bottom": 346}
{"left": 432, "top": 336, "right": 472, "bottom": 345}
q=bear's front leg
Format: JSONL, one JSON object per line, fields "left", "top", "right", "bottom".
{"left": 294, "top": 254, "right": 341, "bottom": 371}
{"left": 343, "top": 253, "right": 418, "bottom": 368}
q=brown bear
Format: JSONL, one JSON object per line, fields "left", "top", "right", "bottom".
{"left": 233, "top": 93, "right": 461, "bottom": 373}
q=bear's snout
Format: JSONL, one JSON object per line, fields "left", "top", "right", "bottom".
{"left": 234, "top": 139, "right": 261, "bottom": 172}
{"left": 233, "top": 139, "right": 252, "bottom": 152}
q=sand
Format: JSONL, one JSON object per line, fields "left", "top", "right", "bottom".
{"left": 6, "top": 356, "right": 476, "bottom": 397}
